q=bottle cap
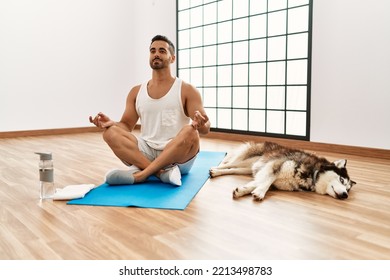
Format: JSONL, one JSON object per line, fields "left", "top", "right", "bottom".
{"left": 35, "top": 152, "right": 52, "bottom": 160}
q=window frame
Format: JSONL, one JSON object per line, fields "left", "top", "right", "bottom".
{"left": 176, "top": 0, "right": 313, "bottom": 141}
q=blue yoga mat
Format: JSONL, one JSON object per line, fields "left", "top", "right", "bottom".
{"left": 67, "top": 151, "right": 226, "bottom": 210}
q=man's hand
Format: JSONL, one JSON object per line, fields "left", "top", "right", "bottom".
{"left": 191, "top": 110, "right": 209, "bottom": 130}
{"left": 89, "top": 112, "right": 115, "bottom": 128}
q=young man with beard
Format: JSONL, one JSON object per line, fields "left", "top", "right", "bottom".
{"left": 89, "top": 35, "right": 210, "bottom": 186}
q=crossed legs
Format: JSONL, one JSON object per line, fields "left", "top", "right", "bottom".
{"left": 102, "top": 124, "right": 200, "bottom": 184}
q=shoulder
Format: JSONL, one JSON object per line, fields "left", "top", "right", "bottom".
{"left": 180, "top": 80, "right": 199, "bottom": 96}
{"left": 130, "top": 84, "right": 142, "bottom": 94}
{"left": 125, "top": 84, "right": 143, "bottom": 104}
{"left": 129, "top": 84, "right": 142, "bottom": 97}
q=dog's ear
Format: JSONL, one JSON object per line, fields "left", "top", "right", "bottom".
{"left": 351, "top": 180, "right": 357, "bottom": 186}
{"left": 333, "top": 159, "right": 347, "bottom": 168}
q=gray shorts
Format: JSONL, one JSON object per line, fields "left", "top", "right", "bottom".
{"left": 123, "top": 135, "right": 197, "bottom": 175}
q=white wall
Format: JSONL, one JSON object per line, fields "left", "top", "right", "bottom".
{"left": 0, "top": 0, "right": 176, "bottom": 131}
{"left": 131, "top": 0, "right": 177, "bottom": 83}
{"left": 1, "top": 0, "right": 389, "bottom": 150}
{"left": 311, "top": 0, "right": 390, "bottom": 150}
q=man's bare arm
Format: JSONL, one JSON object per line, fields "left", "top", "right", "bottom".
{"left": 182, "top": 82, "right": 210, "bottom": 135}
{"left": 117, "top": 85, "right": 141, "bottom": 131}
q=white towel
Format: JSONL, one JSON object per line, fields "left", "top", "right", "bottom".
{"left": 52, "top": 184, "right": 96, "bottom": 200}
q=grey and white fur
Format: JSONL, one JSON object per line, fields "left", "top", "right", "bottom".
{"left": 209, "top": 142, "right": 356, "bottom": 201}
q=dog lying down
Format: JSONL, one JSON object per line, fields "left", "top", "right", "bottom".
{"left": 209, "top": 141, "right": 356, "bottom": 201}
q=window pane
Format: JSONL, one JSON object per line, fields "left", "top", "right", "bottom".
{"left": 286, "top": 112, "right": 306, "bottom": 136}
{"left": 178, "top": 9, "right": 190, "bottom": 29}
{"left": 267, "top": 86, "right": 285, "bottom": 110}
{"left": 289, "top": 0, "right": 309, "bottom": 8}
{"left": 267, "top": 111, "right": 285, "bottom": 134}
{"left": 218, "top": 65, "right": 232, "bottom": 86}
{"left": 204, "top": 2, "right": 217, "bottom": 25}
{"left": 233, "top": 41, "right": 248, "bottom": 63}
{"left": 204, "top": 24, "right": 217, "bottom": 45}
{"left": 190, "top": 6, "right": 203, "bottom": 27}
{"left": 288, "top": 33, "right": 308, "bottom": 59}
{"left": 268, "top": 10, "right": 286, "bottom": 36}
{"left": 250, "top": 14, "right": 267, "bottom": 38}
{"left": 203, "top": 66, "right": 216, "bottom": 86}
{"left": 217, "top": 108, "right": 232, "bottom": 129}
{"left": 178, "top": 0, "right": 190, "bottom": 10}
{"left": 218, "top": 21, "right": 232, "bottom": 43}
{"left": 233, "top": 64, "right": 248, "bottom": 86}
{"left": 233, "top": 0, "right": 248, "bottom": 18}
{"left": 204, "top": 45, "right": 217, "bottom": 66}
{"left": 249, "top": 87, "right": 266, "bottom": 109}
{"left": 287, "top": 59, "right": 307, "bottom": 85}
{"left": 178, "top": 69, "right": 190, "bottom": 83}
{"left": 218, "top": 0, "right": 233, "bottom": 22}
{"left": 233, "top": 18, "right": 248, "bottom": 41}
{"left": 178, "top": 49, "right": 190, "bottom": 68}
{"left": 190, "top": 47, "right": 203, "bottom": 67}
{"left": 250, "top": 0, "right": 267, "bottom": 15}
{"left": 267, "top": 61, "right": 285, "bottom": 85}
{"left": 191, "top": 0, "right": 203, "bottom": 6}
{"left": 232, "top": 87, "right": 248, "bottom": 108}
{"left": 178, "top": 29, "right": 190, "bottom": 49}
{"left": 249, "top": 110, "right": 266, "bottom": 132}
{"left": 250, "top": 39, "right": 266, "bottom": 62}
{"left": 268, "top": 0, "right": 287, "bottom": 12}
{"left": 190, "top": 67, "right": 202, "bottom": 87}
{"left": 249, "top": 63, "right": 266, "bottom": 85}
{"left": 203, "top": 87, "right": 217, "bottom": 107}
{"left": 233, "top": 109, "right": 248, "bottom": 130}
{"left": 217, "top": 87, "right": 232, "bottom": 107}
{"left": 288, "top": 6, "right": 309, "bottom": 33}
{"left": 207, "top": 108, "right": 217, "bottom": 128}
{"left": 287, "top": 86, "right": 307, "bottom": 110}
{"left": 190, "top": 27, "right": 203, "bottom": 47}
{"left": 218, "top": 43, "right": 232, "bottom": 65}
{"left": 268, "top": 36, "right": 286, "bottom": 60}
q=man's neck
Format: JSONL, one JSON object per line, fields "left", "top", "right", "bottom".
{"left": 151, "top": 69, "right": 175, "bottom": 84}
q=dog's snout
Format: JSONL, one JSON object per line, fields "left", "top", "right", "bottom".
{"left": 338, "top": 192, "right": 348, "bottom": 199}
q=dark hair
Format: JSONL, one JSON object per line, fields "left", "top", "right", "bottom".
{"left": 151, "top": 35, "right": 175, "bottom": 55}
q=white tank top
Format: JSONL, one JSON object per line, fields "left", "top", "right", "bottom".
{"left": 135, "top": 78, "right": 191, "bottom": 150}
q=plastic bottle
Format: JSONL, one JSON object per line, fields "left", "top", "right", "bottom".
{"left": 35, "top": 152, "right": 55, "bottom": 199}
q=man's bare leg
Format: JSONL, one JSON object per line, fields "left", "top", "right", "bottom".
{"left": 103, "top": 125, "right": 200, "bottom": 185}
{"left": 103, "top": 126, "right": 151, "bottom": 169}
{"left": 133, "top": 125, "right": 200, "bottom": 183}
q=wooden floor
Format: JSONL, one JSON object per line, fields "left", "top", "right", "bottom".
{"left": 0, "top": 132, "right": 389, "bottom": 260}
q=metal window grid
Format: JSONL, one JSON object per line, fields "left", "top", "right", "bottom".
{"left": 177, "top": 0, "right": 312, "bottom": 140}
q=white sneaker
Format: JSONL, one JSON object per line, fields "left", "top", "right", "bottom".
{"left": 105, "top": 165, "right": 140, "bottom": 185}
{"left": 160, "top": 165, "right": 182, "bottom": 186}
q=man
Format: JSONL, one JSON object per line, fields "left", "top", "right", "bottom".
{"left": 89, "top": 35, "right": 210, "bottom": 186}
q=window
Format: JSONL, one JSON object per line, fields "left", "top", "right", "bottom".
{"left": 177, "top": 0, "right": 312, "bottom": 140}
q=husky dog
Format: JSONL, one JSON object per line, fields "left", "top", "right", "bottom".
{"left": 210, "top": 142, "right": 356, "bottom": 201}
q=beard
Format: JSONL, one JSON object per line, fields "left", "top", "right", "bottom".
{"left": 150, "top": 58, "right": 166, "bottom": 70}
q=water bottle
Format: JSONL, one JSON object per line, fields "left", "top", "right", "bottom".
{"left": 35, "top": 152, "right": 55, "bottom": 199}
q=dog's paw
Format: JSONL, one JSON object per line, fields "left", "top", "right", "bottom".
{"left": 252, "top": 193, "right": 265, "bottom": 201}
{"left": 233, "top": 187, "right": 249, "bottom": 198}
{"left": 251, "top": 190, "right": 266, "bottom": 201}
{"left": 233, "top": 184, "right": 257, "bottom": 199}
{"left": 232, "top": 188, "right": 241, "bottom": 199}
{"left": 209, "top": 167, "right": 220, "bottom": 178}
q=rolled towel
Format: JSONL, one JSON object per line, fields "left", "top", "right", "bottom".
{"left": 52, "top": 184, "right": 96, "bottom": 200}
